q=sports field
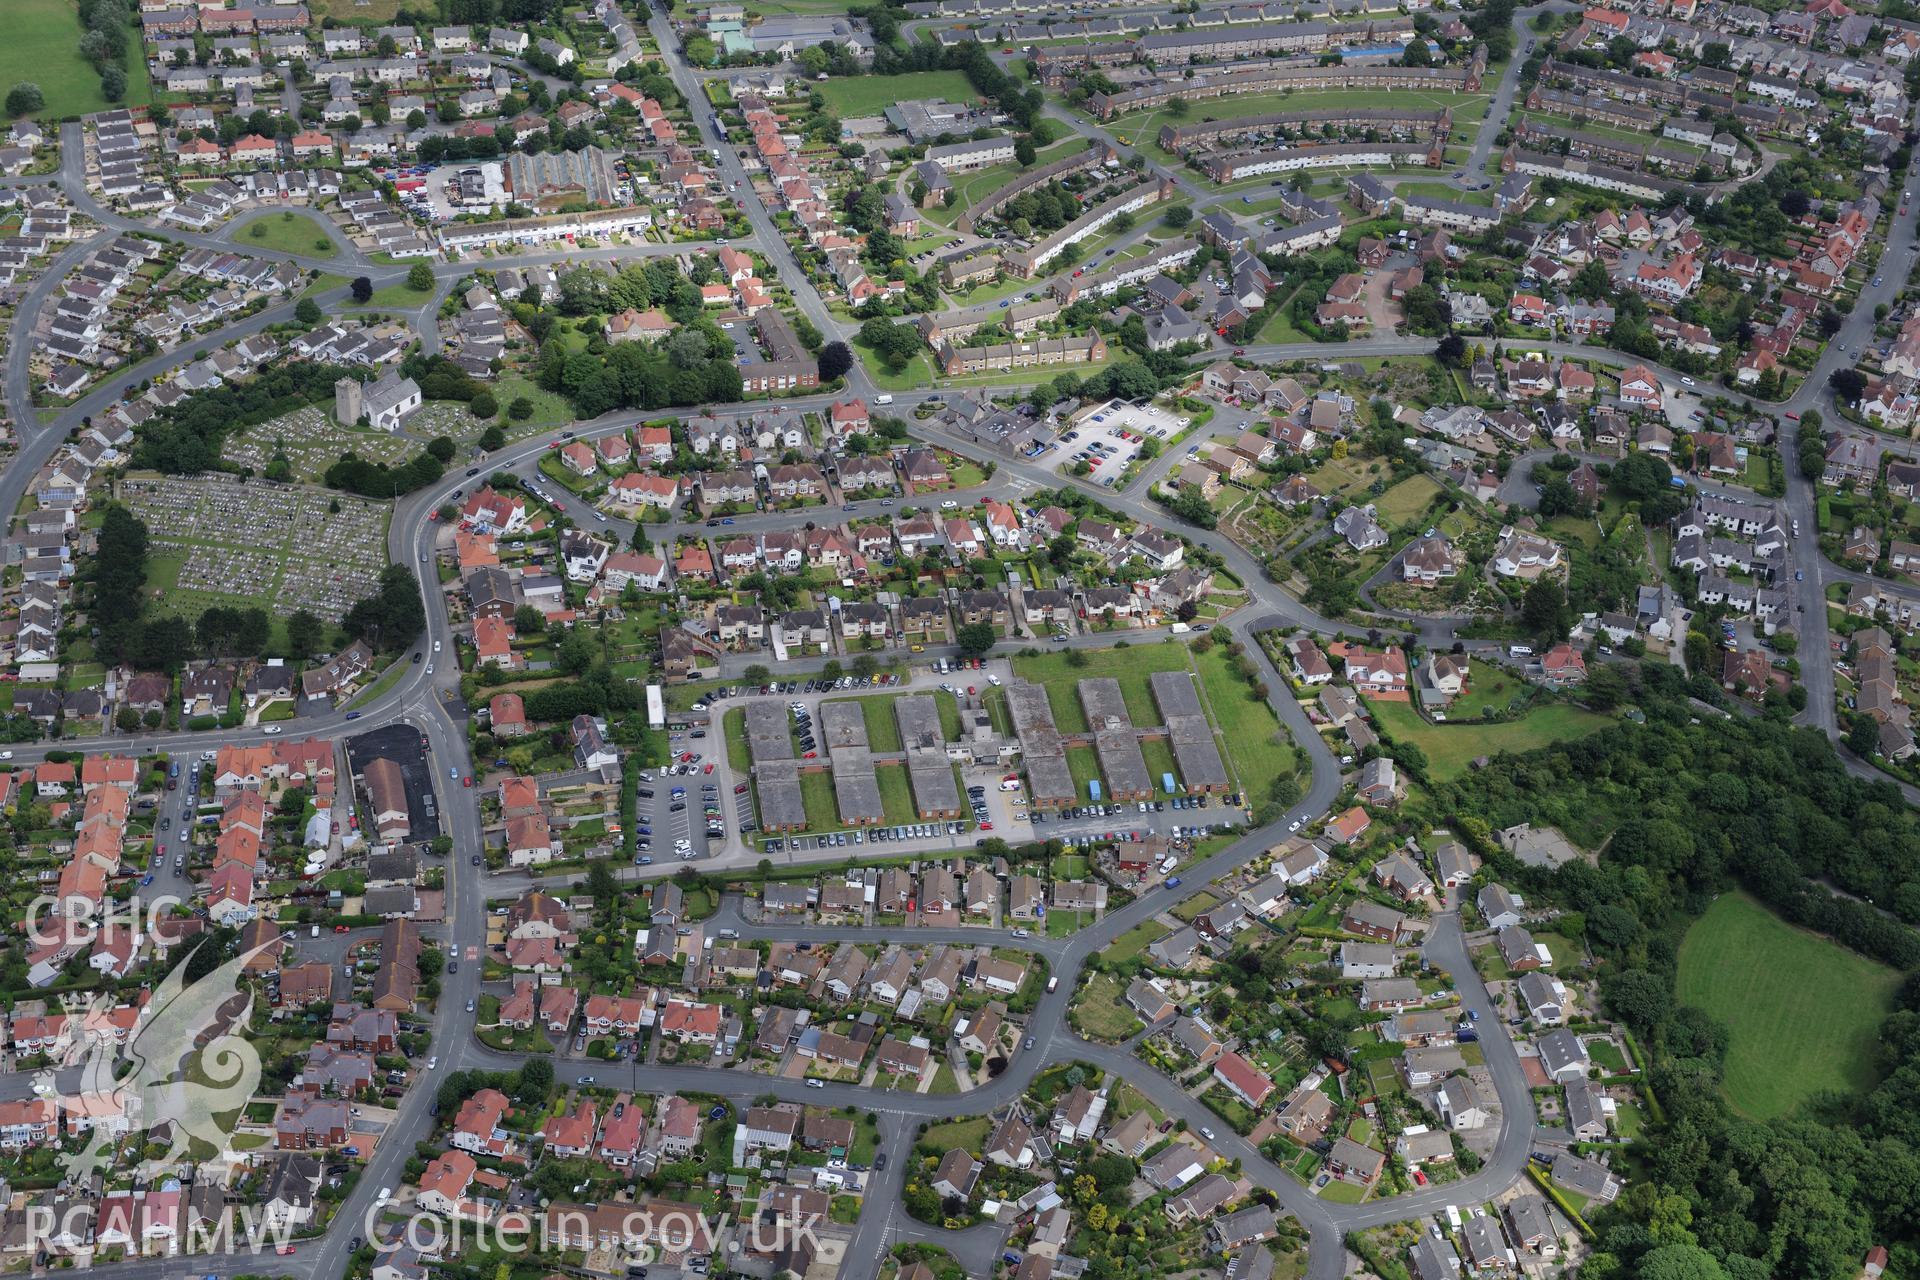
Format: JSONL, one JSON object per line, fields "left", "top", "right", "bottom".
{"left": 1676, "top": 892, "right": 1900, "bottom": 1119}
{"left": 1, "top": 0, "right": 150, "bottom": 118}
{"left": 816, "top": 72, "right": 980, "bottom": 118}
{"left": 1366, "top": 698, "right": 1611, "bottom": 781}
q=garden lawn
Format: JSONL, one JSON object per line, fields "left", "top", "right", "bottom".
{"left": 1065, "top": 745, "right": 1103, "bottom": 800}
{"left": 919, "top": 1116, "right": 990, "bottom": 1153}
{"left": 1676, "top": 892, "right": 1900, "bottom": 1119}
{"left": 1072, "top": 972, "right": 1142, "bottom": 1040}
{"left": 798, "top": 770, "right": 841, "bottom": 832}
{"left": 1365, "top": 697, "right": 1612, "bottom": 782}
{"left": 875, "top": 763, "right": 917, "bottom": 825}
{"left": 723, "top": 708, "right": 749, "bottom": 772}
{"left": 925, "top": 140, "right": 1083, "bottom": 229}
{"left": 1140, "top": 737, "right": 1180, "bottom": 795}
{"left": 816, "top": 72, "right": 979, "bottom": 117}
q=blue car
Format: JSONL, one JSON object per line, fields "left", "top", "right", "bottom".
{"left": 722, "top": 517, "right": 735, "bottom": 524}
{"left": 140, "top": 874, "right": 154, "bottom": 887}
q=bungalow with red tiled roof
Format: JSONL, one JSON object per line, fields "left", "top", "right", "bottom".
{"left": 1509, "top": 293, "right": 1549, "bottom": 326}
{"left": 474, "top": 616, "right": 518, "bottom": 669}
{"left": 230, "top": 134, "right": 278, "bottom": 164}
{"left": 1328, "top": 806, "right": 1372, "bottom": 844}
{"left": 498, "top": 982, "right": 537, "bottom": 1029}
{"left": 1212, "top": 1051, "right": 1276, "bottom": 1108}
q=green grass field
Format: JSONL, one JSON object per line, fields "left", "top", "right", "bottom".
{"left": 1366, "top": 697, "right": 1611, "bottom": 781}
{"left": 1192, "top": 643, "right": 1296, "bottom": 800}
{"left": 351, "top": 280, "right": 436, "bottom": 311}
{"left": 816, "top": 72, "right": 980, "bottom": 118}
{"left": 875, "top": 763, "right": 917, "bottom": 825}
{"left": 1394, "top": 181, "right": 1495, "bottom": 208}
{"left": 2, "top": 0, "right": 149, "bottom": 119}
{"left": 489, "top": 374, "right": 575, "bottom": 434}
{"left": 1677, "top": 892, "right": 1901, "bottom": 1119}
{"left": 1012, "top": 641, "right": 1195, "bottom": 734}
{"left": 239, "top": 212, "right": 338, "bottom": 258}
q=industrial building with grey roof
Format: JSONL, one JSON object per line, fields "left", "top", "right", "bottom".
{"left": 820, "top": 699, "right": 885, "bottom": 826}
{"left": 895, "top": 694, "right": 963, "bottom": 818}
{"left": 1078, "top": 677, "right": 1152, "bottom": 801}
{"left": 1007, "top": 681, "right": 1077, "bottom": 809}
{"left": 746, "top": 702, "right": 807, "bottom": 832}
{"left": 1150, "top": 670, "right": 1232, "bottom": 793}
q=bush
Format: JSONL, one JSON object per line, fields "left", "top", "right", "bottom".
{"left": 5, "top": 83, "right": 44, "bottom": 118}
{"left": 507, "top": 396, "right": 534, "bottom": 420}
{"left": 470, "top": 391, "right": 498, "bottom": 419}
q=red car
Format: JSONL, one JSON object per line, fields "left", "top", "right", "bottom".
{"left": 703, "top": 763, "right": 714, "bottom": 774}
{"left": 462, "top": 775, "right": 472, "bottom": 787}
{"left": 979, "top": 821, "right": 993, "bottom": 830}
{"left": 333, "top": 924, "right": 350, "bottom": 934}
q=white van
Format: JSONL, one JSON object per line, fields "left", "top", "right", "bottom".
{"left": 874, "top": 393, "right": 894, "bottom": 405}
